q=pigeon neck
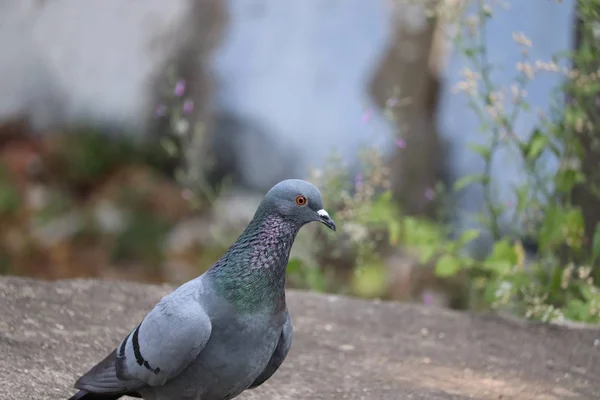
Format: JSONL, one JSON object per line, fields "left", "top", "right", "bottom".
{"left": 208, "top": 212, "right": 299, "bottom": 314}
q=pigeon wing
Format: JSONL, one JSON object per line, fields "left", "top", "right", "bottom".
{"left": 248, "top": 311, "right": 293, "bottom": 389}
{"left": 115, "top": 294, "right": 213, "bottom": 387}
{"left": 75, "top": 291, "right": 212, "bottom": 393}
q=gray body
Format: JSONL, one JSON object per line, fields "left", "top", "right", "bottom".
{"left": 68, "top": 179, "right": 335, "bottom": 400}
{"left": 137, "top": 277, "right": 291, "bottom": 400}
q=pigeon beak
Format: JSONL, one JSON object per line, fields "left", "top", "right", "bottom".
{"left": 316, "top": 209, "right": 336, "bottom": 231}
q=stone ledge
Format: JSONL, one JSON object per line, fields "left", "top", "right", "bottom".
{"left": 0, "top": 276, "right": 599, "bottom": 399}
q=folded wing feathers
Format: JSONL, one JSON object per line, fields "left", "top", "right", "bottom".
{"left": 116, "top": 292, "right": 213, "bottom": 387}
{"left": 74, "top": 290, "right": 212, "bottom": 396}
{"left": 75, "top": 350, "right": 134, "bottom": 393}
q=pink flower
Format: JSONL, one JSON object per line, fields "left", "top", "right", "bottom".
{"left": 395, "top": 138, "right": 406, "bottom": 148}
{"left": 386, "top": 97, "right": 399, "bottom": 107}
{"left": 424, "top": 188, "right": 435, "bottom": 201}
{"left": 155, "top": 104, "right": 167, "bottom": 118}
{"left": 354, "top": 173, "right": 364, "bottom": 189}
{"left": 183, "top": 99, "right": 194, "bottom": 114}
{"left": 422, "top": 291, "right": 434, "bottom": 306}
{"left": 181, "top": 188, "right": 194, "bottom": 201}
{"left": 174, "top": 80, "right": 186, "bottom": 97}
{"left": 362, "top": 109, "right": 373, "bottom": 123}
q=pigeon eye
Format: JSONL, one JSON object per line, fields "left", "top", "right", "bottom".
{"left": 295, "top": 195, "right": 307, "bottom": 206}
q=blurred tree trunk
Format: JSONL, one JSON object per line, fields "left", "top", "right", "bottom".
{"left": 569, "top": 2, "right": 600, "bottom": 257}
{"left": 370, "top": 0, "right": 444, "bottom": 217}
{"left": 151, "top": 0, "right": 226, "bottom": 202}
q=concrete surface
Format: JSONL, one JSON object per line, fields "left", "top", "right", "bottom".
{"left": 0, "top": 276, "right": 599, "bottom": 399}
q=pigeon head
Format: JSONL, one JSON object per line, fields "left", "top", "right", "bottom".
{"left": 262, "top": 179, "right": 336, "bottom": 231}
{"left": 208, "top": 179, "right": 336, "bottom": 312}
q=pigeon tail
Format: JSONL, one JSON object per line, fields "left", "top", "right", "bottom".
{"left": 71, "top": 349, "right": 143, "bottom": 399}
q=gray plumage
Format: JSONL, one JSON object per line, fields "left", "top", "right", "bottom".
{"left": 68, "top": 179, "right": 336, "bottom": 400}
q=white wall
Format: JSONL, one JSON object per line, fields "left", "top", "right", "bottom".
{"left": 0, "top": 0, "right": 188, "bottom": 132}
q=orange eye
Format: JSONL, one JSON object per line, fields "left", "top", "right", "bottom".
{"left": 295, "top": 195, "right": 307, "bottom": 206}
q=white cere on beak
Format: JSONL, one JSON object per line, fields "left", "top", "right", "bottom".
{"left": 317, "top": 209, "right": 330, "bottom": 218}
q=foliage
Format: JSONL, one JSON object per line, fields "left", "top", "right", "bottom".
{"left": 430, "top": 0, "right": 600, "bottom": 324}
{"left": 285, "top": 0, "right": 600, "bottom": 325}
{"left": 0, "top": 166, "right": 21, "bottom": 217}
{"left": 1, "top": 0, "right": 594, "bottom": 326}
{"left": 110, "top": 209, "right": 171, "bottom": 270}
{"left": 154, "top": 66, "right": 222, "bottom": 209}
{"left": 285, "top": 148, "right": 458, "bottom": 300}
{"left": 0, "top": 125, "right": 191, "bottom": 280}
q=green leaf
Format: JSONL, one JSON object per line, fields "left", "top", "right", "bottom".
{"left": 483, "top": 280, "right": 502, "bottom": 306}
{"left": 458, "top": 229, "right": 480, "bottom": 246}
{"left": 305, "top": 265, "right": 327, "bottom": 293}
{"left": 388, "top": 220, "right": 400, "bottom": 246}
{"left": 401, "top": 217, "right": 445, "bottom": 248}
{"left": 486, "top": 260, "right": 514, "bottom": 276}
{"left": 579, "top": 284, "right": 594, "bottom": 302}
{"left": 482, "top": 240, "right": 516, "bottom": 276}
{"left": 539, "top": 206, "right": 569, "bottom": 251}
{"left": 453, "top": 174, "right": 488, "bottom": 191}
{"left": 160, "top": 138, "right": 179, "bottom": 157}
{"left": 515, "top": 186, "right": 529, "bottom": 212}
{"left": 352, "top": 264, "right": 388, "bottom": 298}
{"left": 491, "top": 240, "right": 517, "bottom": 263}
{"left": 564, "top": 106, "right": 587, "bottom": 130}
{"left": 463, "top": 48, "right": 476, "bottom": 57}
{"left": 363, "top": 191, "right": 397, "bottom": 223}
{"left": 379, "top": 190, "right": 393, "bottom": 202}
{"left": 418, "top": 246, "right": 437, "bottom": 264}
{"left": 435, "top": 254, "right": 461, "bottom": 278}
{"left": 548, "top": 263, "right": 564, "bottom": 298}
{"left": 460, "top": 256, "right": 476, "bottom": 269}
{"left": 555, "top": 169, "right": 585, "bottom": 193}
{"left": 0, "top": 181, "right": 21, "bottom": 216}
{"left": 527, "top": 131, "right": 548, "bottom": 161}
{"left": 565, "top": 208, "right": 585, "bottom": 250}
{"left": 562, "top": 296, "right": 600, "bottom": 324}
{"left": 286, "top": 258, "right": 303, "bottom": 275}
{"left": 468, "top": 143, "right": 491, "bottom": 160}
{"left": 477, "top": 122, "right": 491, "bottom": 133}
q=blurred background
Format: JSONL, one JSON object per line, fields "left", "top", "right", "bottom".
{"left": 1, "top": 0, "right": 599, "bottom": 324}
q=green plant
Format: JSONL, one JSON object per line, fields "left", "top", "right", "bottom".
{"left": 0, "top": 166, "right": 21, "bottom": 217}
{"left": 286, "top": 149, "right": 471, "bottom": 300}
{"left": 430, "top": 0, "right": 600, "bottom": 323}
{"left": 154, "top": 67, "right": 222, "bottom": 210}
{"left": 287, "top": 0, "right": 600, "bottom": 324}
{"left": 111, "top": 210, "right": 171, "bottom": 270}
{"left": 159, "top": 0, "right": 600, "bottom": 325}
{"left": 55, "top": 128, "right": 137, "bottom": 187}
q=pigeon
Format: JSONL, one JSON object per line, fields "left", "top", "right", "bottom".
{"left": 68, "top": 179, "right": 336, "bottom": 400}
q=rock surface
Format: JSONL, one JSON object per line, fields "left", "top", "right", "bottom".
{"left": 1, "top": 276, "right": 599, "bottom": 400}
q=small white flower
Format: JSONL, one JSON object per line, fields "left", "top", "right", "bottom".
{"left": 175, "top": 119, "right": 190, "bottom": 136}
{"left": 512, "top": 32, "right": 532, "bottom": 47}
{"left": 591, "top": 21, "right": 600, "bottom": 41}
